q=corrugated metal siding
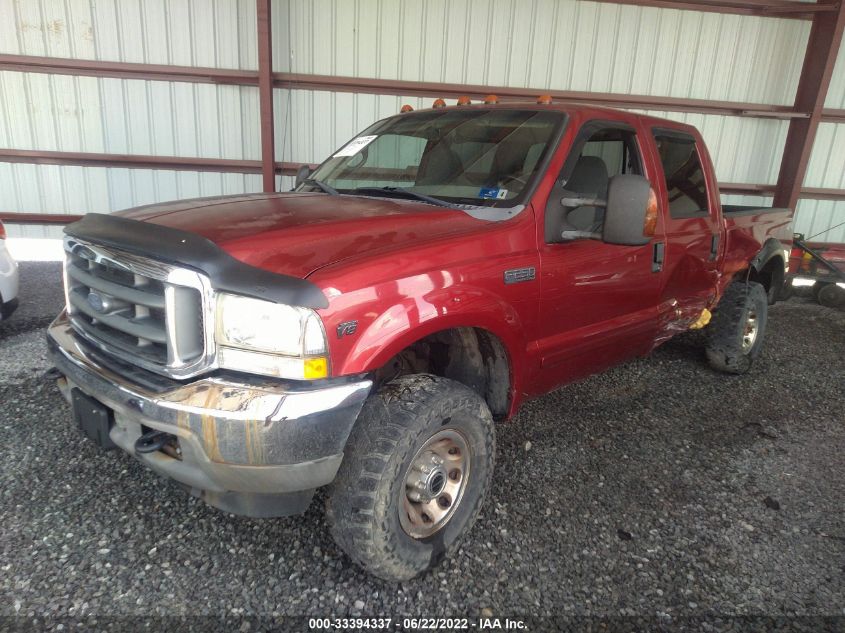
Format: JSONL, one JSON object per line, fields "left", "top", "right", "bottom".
{"left": 826, "top": 34, "right": 845, "bottom": 109}
{"left": 0, "top": 0, "right": 263, "bottom": 233}
{"left": 269, "top": 0, "right": 840, "bottom": 241}
{"left": 0, "top": 71, "right": 260, "bottom": 158}
{"left": 799, "top": 121, "right": 845, "bottom": 241}
{"left": 0, "top": 0, "right": 257, "bottom": 69}
{"left": 273, "top": 0, "right": 810, "bottom": 105}
{"left": 1, "top": 0, "right": 843, "bottom": 242}
{"left": 817, "top": 34, "right": 845, "bottom": 243}
{"left": 0, "top": 161, "right": 263, "bottom": 214}
{"left": 794, "top": 199, "right": 845, "bottom": 242}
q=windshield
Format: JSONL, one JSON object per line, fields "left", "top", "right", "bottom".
{"left": 300, "top": 109, "right": 565, "bottom": 207}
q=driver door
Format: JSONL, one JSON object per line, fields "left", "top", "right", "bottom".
{"left": 529, "top": 119, "right": 663, "bottom": 396}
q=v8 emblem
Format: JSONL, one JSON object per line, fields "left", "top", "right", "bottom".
{"left": 337, "top": 320, "right": 358, "bottom": 338}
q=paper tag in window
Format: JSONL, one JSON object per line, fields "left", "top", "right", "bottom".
{"left": 333, "top": 135, "right": 378, "bottom": 157}
{"left": 479, "top": 187, "right": 509, "bottom": 200}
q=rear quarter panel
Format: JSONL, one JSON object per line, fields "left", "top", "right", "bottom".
{"left": 720, "top": 209, "right": 794, "bottom": 293}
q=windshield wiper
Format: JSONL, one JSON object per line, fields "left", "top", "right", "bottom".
{"left": 302, "top": 178, "right": 339, "bottom": 196}
{"left": 350, "top": 186, "right": 452, "bottom": 208}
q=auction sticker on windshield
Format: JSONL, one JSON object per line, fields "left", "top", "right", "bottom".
{"left": 478, "top": 187, "right": 509, "bottom": 200}
{"left": 333, "top": 135, "right": 378, "bottom": 157}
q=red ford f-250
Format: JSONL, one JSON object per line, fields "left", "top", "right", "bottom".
{"left": 49, "top": 100, "right": 793, "bottom": 581}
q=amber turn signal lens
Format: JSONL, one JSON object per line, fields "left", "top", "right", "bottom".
{"left": 644, "top": 187, "right": 659, "bottom": 237}
{"left": 537, "top": 95, "right": 552, "bottom": 104}
{"left": 432, "top": 98, "right": 446, "bottom": 108}
{"left": 484, "top": 94, "right": 499, "bottom": 104}
{"left": 456, "top": 95, "right": 471, "bottom": 106}
{"left": 303, "top": 357, "right": 328, "bottom": 380}
{"left": 400, "top": 104, "right": 414, "bottom": 113}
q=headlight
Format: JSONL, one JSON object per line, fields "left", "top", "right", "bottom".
{"left": 215, "top": 293, "right": 328, "bottom": 379}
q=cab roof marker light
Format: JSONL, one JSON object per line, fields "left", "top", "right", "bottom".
{"left": 537, "top": 95, "right": 553, "bottom": 104}
{"left": 400, "top": 104, "right": 414, "bottom": 113}
{"left": 456, "top": 96, "right": 472, "bottom": 106}
{"left": 432, "top": 98, "right": 446, "bottom": 108}
{"left": 484, "top": 95, "right": 499, "bottom": 104}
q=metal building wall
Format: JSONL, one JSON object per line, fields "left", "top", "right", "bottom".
{"left": 0, "top": 0, "right": 261, "bottom": 238}
{"left": 1, "top": 0, "right": 844, "bottom": 241}
{"left": 272, "top": 0, "right": 843, "bottom": 240}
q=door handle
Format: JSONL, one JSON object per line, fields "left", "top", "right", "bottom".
{"left": 652, "top": 242, "right": 665, "bottom": 273}
{"left": 709, "top": 234, "right": 719, "bottom": 261}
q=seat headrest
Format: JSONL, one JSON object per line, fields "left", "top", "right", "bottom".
{"left": 566, "top": 155, "right": 609, "bottom": 198}
{"left": 491, "top": 135, "right": 535, "bottom": 180}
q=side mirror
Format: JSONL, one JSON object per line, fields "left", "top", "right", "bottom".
{"left": 602, "top": 174, "right": 658, "bottom": 246}
{"left": 295, "top": 164, "right": 312, "bottom": 187}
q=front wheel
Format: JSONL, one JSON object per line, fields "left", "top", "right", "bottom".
{"left": 705, "top": 280, "right": 768, "bottom": 374}
{"left": 326, "top": 374, "right": 495, "bottom": 582}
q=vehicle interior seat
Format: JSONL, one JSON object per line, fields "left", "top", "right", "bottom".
{"left": 486, "top": 134, "right": 536, "bottom": 188}
{"left": 563, "top": 155, "right": 609, "bottom": 232}
{"left": 417, "top": 141, "right": 464, "bottom": 186}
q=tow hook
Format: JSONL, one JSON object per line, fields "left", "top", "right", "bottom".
{"left": 135, "top": 430, "right": 176, "bottom": 455}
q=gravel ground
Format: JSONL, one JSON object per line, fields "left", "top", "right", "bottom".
{"left": 1, "top": 262, "right": 843, "bottom": 629}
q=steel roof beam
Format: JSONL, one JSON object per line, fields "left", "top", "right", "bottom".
{"left": 5, "top": 53, "right": 845, "bottom": 122}
{"left": 590, "top": 0, "right": 838, "bottom": 20}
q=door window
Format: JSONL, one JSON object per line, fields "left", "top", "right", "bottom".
{"left": 652, "top": 133, "right": 709, "bottom": 218}
{"left": 560, "top": 127, "right": 643, "bottom": 233}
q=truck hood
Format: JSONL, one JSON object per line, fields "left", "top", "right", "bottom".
{"left": 118, "top": 193, "right": 487, "bottom": 279}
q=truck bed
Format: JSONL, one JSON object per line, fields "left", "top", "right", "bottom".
{"left": 720, "top": 205, "right": 794, "bottom": 281}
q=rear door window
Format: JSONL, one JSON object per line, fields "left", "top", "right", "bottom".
{"left": 652, "top": 132, "right": 709, "bottom": 218}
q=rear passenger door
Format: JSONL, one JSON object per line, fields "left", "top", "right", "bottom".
{"left": 650, "top": 129, "right": 720, "bottom": 327}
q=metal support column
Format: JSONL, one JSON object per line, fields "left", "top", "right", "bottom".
{"left": 773, "top": 0, "right": 845, "bottom": 210}
{"left": 257, "top": 0, "right": 276, "bottom": 193}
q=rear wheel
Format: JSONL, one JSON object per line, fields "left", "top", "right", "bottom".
{"left": 326, "top": 374, "right": 495, "bottom": 582}
{"left": 812, "top": 282, "right": 832, "bottom": 303}
{"left": 817, "top": 283, "right": 845, "bottom": 309}
{"left": 705, "top": 281, "right": 768, "bottom": 374}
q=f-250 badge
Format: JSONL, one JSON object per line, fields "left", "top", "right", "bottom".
{"left": 337, "top": 320, "right": 358, "bottom": 338}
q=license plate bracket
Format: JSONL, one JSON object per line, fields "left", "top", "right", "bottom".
{"left": 71, "top": 388, "right": 117, "bottom": 450}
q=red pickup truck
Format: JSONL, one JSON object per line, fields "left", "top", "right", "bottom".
{"left": 48, "top": 101, "right": 793, "bottom": 581}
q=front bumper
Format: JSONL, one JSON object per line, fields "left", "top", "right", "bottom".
{"left": 47, "top": 313, "right": 372, "bottom": 517}
{"left": 0, "top": 239, "right": 19, "bottom": 320}
{"left": 1, "top": 296, "right": 18, "bottom": 320}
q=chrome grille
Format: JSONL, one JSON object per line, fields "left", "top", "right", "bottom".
{"left": 63, "top": 237, "right": 212, "bottom": 378}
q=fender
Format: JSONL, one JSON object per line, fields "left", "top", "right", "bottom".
{"left": 749, "top": 237, "right": 787, "bottom": 276}
{"left": 334, "top": 283, "right": 528, "bottom": 405}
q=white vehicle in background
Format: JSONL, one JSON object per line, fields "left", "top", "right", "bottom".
{"left": 0, "top": 220, "right": 20, "bottom": 321}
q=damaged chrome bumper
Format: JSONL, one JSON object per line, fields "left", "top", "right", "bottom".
{"left": 47, "top": 312, "right": 372, "bottom": 517}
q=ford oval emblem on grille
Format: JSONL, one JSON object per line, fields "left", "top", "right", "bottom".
{"left": 87, "top": 291, "right": 106, "bottom": 312}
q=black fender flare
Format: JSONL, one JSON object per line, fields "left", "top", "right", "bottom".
{"left": 749, "top": 237, "right": 786, "bottom": 275}
{"left": 745, "top": 237, "right": 786, "bottom": 295}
